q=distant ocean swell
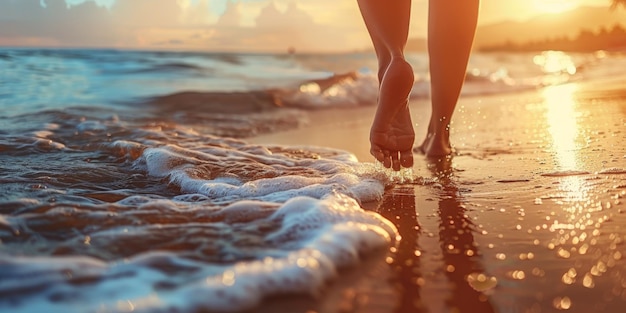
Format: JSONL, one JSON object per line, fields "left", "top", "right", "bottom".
{"left": 4, "top": 48, "right": 624, "bottom": 117}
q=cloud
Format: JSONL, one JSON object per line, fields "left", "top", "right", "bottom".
{"left": 215, "top": 0, "right": 242, "bottom": 28}
{"left": 0, "top": 0, "right": 375, "bottom": 51}
{"left": 0, "top": 0, "right": 116, "bottom": 46}
{"left": 0, "top": 0, "right": 217, "bottom": 48}
{"left": 206, "top": 1, "right": 366, "bottom": 52}
{"left": 1, "top": 0, "right": 610, "bottom": 51}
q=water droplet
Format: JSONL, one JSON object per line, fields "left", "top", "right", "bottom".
{"left": 416, "top": 277, "right": 425, "bottom": 286}
{"left": 531, "top": 267, "right": 545, "bottom": 277}
{"left": 467, "top": 272, "right": 498, "bottom": 292}
{"left": 509, "top": 270, "right": 526, "bottom": 280}
{"left": 557, "top": 248, "right": 571, "bottom": 259}
{"left": 591, "top": 261, "right": 607, "bottom": 276}
{"left": 614, "top": 251, "right": 622, "bottom": 260}
{"left": 567, "top": 268, "right": 577, "bottom": 278}
{"left": 553, "top": 296, "right": 572, "bottom": 310}
{"left": 221, "top": 270, "right": 236, "bottom": 286}
{"left": 562, "top": 273, "right": 575, "bottom": 285}
{"left": 583, "top": 273, "right": 595, "bottom": 288}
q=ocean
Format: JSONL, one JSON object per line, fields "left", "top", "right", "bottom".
{"left": 1, "top": 47, "right": 625, "bottom": 312}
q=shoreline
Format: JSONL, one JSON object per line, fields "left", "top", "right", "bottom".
{"left": 248, "top": 78, "right": 626, "bottom": 313}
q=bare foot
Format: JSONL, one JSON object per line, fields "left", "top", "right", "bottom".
{"left": 370, "top": 58, "right": 415, "bottom": 170}
{"left": 371, "top": 105, "right": 415, "bottom": 170}
{"left": 415, "top": 134, "right": 454, "bottom": 157}
{"left": 414, "top": 120, "right": 454, "bottom": 157}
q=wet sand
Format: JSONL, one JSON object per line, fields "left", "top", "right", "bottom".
{"left": 248, "top": 78, "right": 626, "bottom": 313}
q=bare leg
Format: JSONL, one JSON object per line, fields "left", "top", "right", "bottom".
{"left": 358, "top": 0, "right": 415, "bottom": 171}
{"left": 417, "top": 0, "right": 479, "bottom": 157}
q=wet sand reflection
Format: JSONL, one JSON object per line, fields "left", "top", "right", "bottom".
{"left": 376, "top": 185, "right": 425, "bottom": 312}
{"left": 376, "top": 158, "right": 495, "bottom": 313}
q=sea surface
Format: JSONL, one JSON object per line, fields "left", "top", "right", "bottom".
{"left": 1, "top": 48, "right": 626, "bottom": 312}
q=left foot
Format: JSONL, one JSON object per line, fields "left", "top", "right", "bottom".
{"left": 414, "top": 119, "right": 454, "bottom": 157}
{"left": 414, "top": 132, "right": 453, "bottom": 157}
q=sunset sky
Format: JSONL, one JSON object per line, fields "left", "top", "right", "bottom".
{"left": 0, "top": 0, "right": 619, "bottom": 52}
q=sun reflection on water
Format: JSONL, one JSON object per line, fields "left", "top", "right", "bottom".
{"left": 539, "top": 82, "right": 626, "bottom": 307}
{"left": 533, "top": 51, "right": 577, "bottom": 85}
{"left": 544, "top": 83, "right": 580, "bottom": 170}
{"left": 543, "top": 83, "right": 590, "bottom": 203}
{"left": 534, "top": 51, "right": 577, "bottom": 75}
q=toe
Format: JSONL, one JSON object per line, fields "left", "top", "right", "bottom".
{"left": 383, "top": 151, "right": 392, "bottom": 168}
{"left": 400, "top": 150, "right": 414, "bottom": 168}
{"left": 391, "top": 152, "right": 401, "bottom": 171}
{"left": 371, "top": 146, "right": 392, "bottom": 168}
{"left": 370, "top": 147, "right": 385, "bottom": 164}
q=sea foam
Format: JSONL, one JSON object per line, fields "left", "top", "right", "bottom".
{"left": 1, "top": 131, "right": 400, "bottom": 313}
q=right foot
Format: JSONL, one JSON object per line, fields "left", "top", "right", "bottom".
{"left": 370, "top": 58, "right": 415, "bottom": 170}
{"left": 371, "top": 105, "right": 415, "bottom": 170}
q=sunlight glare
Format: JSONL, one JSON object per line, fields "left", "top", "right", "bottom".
{"left": 544, "top": 83, "right": 580, "bottom": 170}
{"left": 533, "top": 0, "right": 579, "bottom": 14}
{"left": 533, "top": 51, "right": 577, "bottom": 85}
{"left": 543, "top": 83, "right": 589, "bottom": 201}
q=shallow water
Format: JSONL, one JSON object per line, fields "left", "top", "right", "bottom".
{"left": 2, "top": 48, "right": 626, "bottom": 312}
{"left": 0, "top": 104, "right": 413, "bottom": 312}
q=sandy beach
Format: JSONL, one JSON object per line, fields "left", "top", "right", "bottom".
{"left": 248, "top": 78, "right": 626, "bottom": 313}
{"left": 2, "top": 48, "right": 626, "bottom": 313}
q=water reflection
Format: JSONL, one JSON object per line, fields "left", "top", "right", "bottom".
{"left": 543, "top": 83, "right": 592, "bottom": 205}
{"left": 376, "top": 186, "right": 425, "bottom": 312}
{"left": 533, "top": 51, "right": 577, "bottom": 86}
{"left": 544, "top": 83, "right": 581, "bottom": 170}
{"left": 429, "top": 159, "right": 496, "bottom": 313}
{"left": 533, "top": 51, "right": 577, "bottom": 76}
{"left": 535, "top": 81, "right": 626, "bottom": 311}
{"left": 375, "top": 158, "right": 495, "bottom": 313}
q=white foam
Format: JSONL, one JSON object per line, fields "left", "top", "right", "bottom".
{"left": 2, "top": 136, "right": 404, "bottom": 313}
{"left": 2, "top": 193, "right": 396, "bottom": 313}
{"left": 281, "top": 73, "right": 376, "bottom": 108}
{"left": 139, "top": 143, "right": 388, "bottom": 204}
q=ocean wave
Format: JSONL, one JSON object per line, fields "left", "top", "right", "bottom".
{"left": 0, "top": 111, "right": 409, "bottom": 313}
{"left": 103, "top": 61, "right": 209, "bottom": 76}
{"left": 3, "top": 48, "right": 623, "bottom": 113}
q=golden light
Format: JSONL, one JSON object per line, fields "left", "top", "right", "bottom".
{"left": 533, "top": 0, "right": 579, "bottom": 14}
{"left": 544, "top": 83, "right": 580, "bottom": 170}
{"left": 543, "top": 82, "right": 589, "bottom": 202}
{"left": 533, "top": 51, "right": 577, "bottom": 86}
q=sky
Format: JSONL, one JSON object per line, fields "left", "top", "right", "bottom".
{"left": 0, "top": 0, "right": 616, "bottom": 52}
